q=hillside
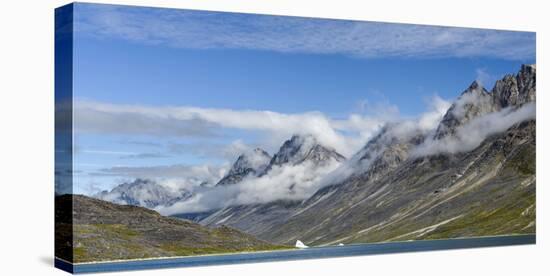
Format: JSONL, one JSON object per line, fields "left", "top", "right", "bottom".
{"left": 55, "top": 195, "right": 290, "bottom": 263}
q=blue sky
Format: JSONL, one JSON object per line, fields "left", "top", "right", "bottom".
{"left": 68, "top": 3, "right": 535, "bottom": 195}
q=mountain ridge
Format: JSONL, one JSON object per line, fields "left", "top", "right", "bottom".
{"left": 261, "top": 134, "right": 346, "bottom": 175}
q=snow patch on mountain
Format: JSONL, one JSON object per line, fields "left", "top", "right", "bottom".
{"left": 96, "top": 178, "right": 192, "bottom": 208}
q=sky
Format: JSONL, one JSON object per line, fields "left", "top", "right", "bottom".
{"left": 66, "top": 3, "right": 536, "bottom": 195}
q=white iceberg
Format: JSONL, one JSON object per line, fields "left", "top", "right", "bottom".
{"left": 295, "top": 240, "right": 309, "bottom": 249}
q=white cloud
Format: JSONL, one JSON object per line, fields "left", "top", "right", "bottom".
{"left": 74, "top": 95, "right": 453, "bottom": 204}
{"left": 155, "top": 96, "right": 453, "bottom": 215}
{"left": 73, "top": 99, "right": 388, "bottom": 157}
{"left": 72, "top": 102, "right": 218, "bottom": 137}
{"left": 158, "top": 159, "right": 342, "bottom": 215}
{"left": 413, "top": 102, "right": 535, "bottom": 156}
{"left": 417, "top": 95, "right": 453, "bottom": 131}
{"left": 79, "top": 149, "right": 136, "bottom": 155}
{"left": 73, "top": 95, "right": 451, "bottom": 162}
{"left": 315, "top": 95, "right": 451, "bottom": 184}
{"left": 74, "top": 3, "right": 535, "bottom": 60}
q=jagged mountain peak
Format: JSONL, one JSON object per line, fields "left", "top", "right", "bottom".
{"left": 492, "top": 64, "right": 536, "bottom": 109}
{"left": 267, "top": 134, "right": 345, "bottom": 169}
{"left": 216, "top": 147, "right": 271, "bottom": 186}
{"left": 463, "top": 80, "right": 487, "bottom": 94}
{"left": 230, "top": 148, "right": 271, "bottom": 174}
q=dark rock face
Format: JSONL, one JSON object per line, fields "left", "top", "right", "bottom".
{"left": 434, "top": 65, "right": 536, "bottom": 140}
{"left": 57, "top": 195, "right": 288, "bottom": 263}
{"left": 96, "top": 178, "right": 191, "bottom": 209}
{"left": 493, "top": 64, "right": 536, "bottom": 108}
{"left": 217, "top": 148, "right": 271, "bottom": 186}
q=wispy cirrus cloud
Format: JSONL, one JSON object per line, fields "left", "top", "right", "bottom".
{"left": 120, "top": 152, "right": 170, "bottom": 159}
{"left": 74, "top": 3, "right": 535, "bottom": 60}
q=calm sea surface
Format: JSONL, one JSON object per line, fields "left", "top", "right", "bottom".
{"left": 58, "top": 235, "right": 535, "bottom": 274}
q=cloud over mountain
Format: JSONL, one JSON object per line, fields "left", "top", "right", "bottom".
{"left": 72, "top": 95, "right": 450, "bottom": 158}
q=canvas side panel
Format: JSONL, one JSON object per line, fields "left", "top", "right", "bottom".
{"left": 55, "top": 3, "right": 74, "bottom": 271}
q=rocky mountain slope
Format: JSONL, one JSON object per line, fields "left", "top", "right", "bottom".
{"left": 216, "top": 148, "right": 271, "bottom": 186}
{"left": 198, "top": 64, "right": 536, "bottom": 246}
{"left": 56, "top": 195, "right": 290, "bottom": 263}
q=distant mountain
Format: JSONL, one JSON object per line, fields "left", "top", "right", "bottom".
{"left": 199, "top": 65, "right": 536, "bottom": 246}
{"left": 216, "top": 148, "right": 271, "bottom": 186}
{"left": 96, "top": 178, "right": 192, "bottom": 209}
{"left": 56, "top": 195, "right": 290, "bottom": 263}
{"left": 262, "top": 134, "right": 345, "bottom": 175}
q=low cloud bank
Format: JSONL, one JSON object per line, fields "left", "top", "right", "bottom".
{"left": 84, "top": 92, "right": 540, "bottom": 216}
{"left": 158, "top": 159, "right": 341, "bottom": 215}
{"left": 156, "top": 96, "right": 451, "bottom": 215}
{"left": 90, "top": 95, "right": 536, "bottom": 215}
{"left": 413, "top": 103, "right": 535, "bottom": 156}
{"left": 73, "top": 99, "right": 388, "bottom": 157}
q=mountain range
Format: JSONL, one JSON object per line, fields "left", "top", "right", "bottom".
{"left": 97, "top": 133, "right": 346, "bottom": 209}
{"left": 198, "top": 64, "right": 536, "bottom": 245}
{"left": 93, "top": 64, "right": 535, "bottom": 248}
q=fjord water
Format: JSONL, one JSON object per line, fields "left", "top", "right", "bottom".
{"left": 70, "top": 235, "right": 535, "bottom": 274}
